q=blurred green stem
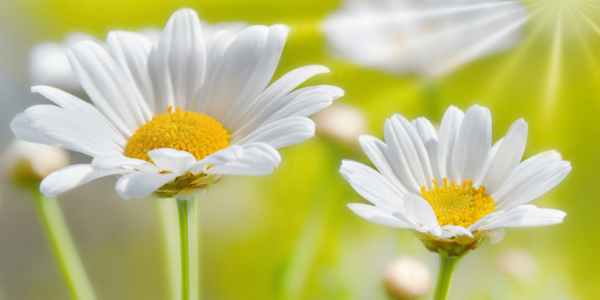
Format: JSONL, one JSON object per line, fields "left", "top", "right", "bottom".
{"left": 433, "top": 255, "right": 462, "bottom": 300}
{"left": 177, "top": 196, "right": 200, "bottom": 300}
{"left": 31, "top": 191, "right": 96, "bottom": 300}
{"left": 155, "top": 198, "right": 181, "bottom": 300}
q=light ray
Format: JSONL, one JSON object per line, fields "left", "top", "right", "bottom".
{"left": 541, "top": 7, "right": 563, "bottom": 116}
{"left": 478, "top": 3, "right": 556, "bottom": 99}
{"left": 570, "top": 4, "right": 600, "bottom": 85}
{"left": 573, "top": 2, "right": 600, "bottom": 36}
{"left": 427, "top": 5, "right": 535, "bottom": 76}
{"left": 574, "top": 1, "right": 600, "bottom": 11}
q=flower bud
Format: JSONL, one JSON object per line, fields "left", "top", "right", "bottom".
{"left": 497, "top": 249, "right": 538, "bottom": 282}
{"left": 312, "top": 102, "right": 366, "bottom": 143}
{"left": 383, "top": 256, "right": 432, "bottom": 300}
{"left": 2, "top": 140, "right": 69, "bottom": 187}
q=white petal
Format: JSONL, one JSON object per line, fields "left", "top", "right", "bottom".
{"left": 149, "top": 8, "right": 205, "bottom": 112}
{"left": 403, "top": 194, "right": 439, "bottom": 230}
{"left": 107, "top": 30, "right": 155, "bottom": 118}
{"left": 40, "top": 164, "right": 132, "bottom": 197}
{"left": 437, "top": 105, "right": 464, "bottom": 179}
{"left": 191, "top": 143, "right": 281, "bottom": 175}
{"left": 412, "top": 117, "right": 441, "bottom": 181}
{"left": 383, "top": 118, "right": 420, "bottom": 193}
{"left": 116, "top": 172, "right": 178, "bottom": 199}
{"left": 199, "top": 25, "right": 289, "bottom": 126}
{"left": 68, "top": 41, "right": 147, "bottom": 136}
{"left": 496, "top": 150, "right": 562, "bottom": 195}
{"left": 494, "top": 161, "right": 571, "bottom": 211}
{"left": 91, "top": 155, "right": 161, "bottom": 173}
{"left": 389, "top": 115, "right": 434, "bottom": 188}
{"left": 347, "top": 203, "right": 410, "bottom": 228}
{"left": 358, "top": 135, "right": 409, "bottom": 195}
{"left": 16, "top": 104, "right": 124, "bottom": 157}
{"left": 340, "top": 160, "right": 405, "bottom": 212}
{"left": 147, "top": 148, "right": 197, "bottom": 175}
{"left": 235, "top": 117, "right": 315, "bottom": 149}
{"left": 453, "top": 105, "right": 491, "bottom": 184}
{"left": 488, "top": 228, "right": 506, "bottom": 244}
{"left": 10, "top": 113, "right": 57, "bottom": 146}
{"left": 479, "top": 119, "right": 527, "bottom": 193}
{"left": 517, "top": 208, "right": 566, "bottom": 227}
{"left": 466, "top": 211, "right": 504, "bottom": 232}
{"left": 231, "top": 85, "right": 343, "bottom": 142}
{"left": 479, "top": 206, "right": 534, "bottom": 231}
{"left": 442, "top": 225, "right": 474, "bottom": 238}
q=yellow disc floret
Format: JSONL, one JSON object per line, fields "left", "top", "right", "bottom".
{"left": 420, "top": 178, "right": 495, "bottom": 227}
{"left": 125, "top": 106, "right": 230, "bottom": 162}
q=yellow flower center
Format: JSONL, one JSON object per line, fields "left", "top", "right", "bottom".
{"left": 420, "top": 178, "right": 495, "bottom": 227}
{"left": 125, "top": 106, "right": 230, "bottom": 163}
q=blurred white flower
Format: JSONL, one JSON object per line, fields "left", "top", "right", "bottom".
{"left": 323, "top": 0, "right": 528, "bottom": 77}
{"left": 29, "top": 20, "right": 247, "bottom": 93}
{"left": 498, "top": 249, "right": 538, "bottom": 281}
{"left": 312, "top": 102, "right": 366, "bottom": 143}
{"left": 383, "top": 256, "right": 432, "bottom": 300}
{"left": 2, "top": 139, "right": 70, "bottom": 184}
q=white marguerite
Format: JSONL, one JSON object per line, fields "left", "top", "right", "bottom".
{"left": 13, "top": 8, "right": 343, "bottom": 200}
{"left": 323, "top": 0, "right": 528, "bottom": 77}
{"left": 342, "top": 105, "right": 569, "bottom": 249}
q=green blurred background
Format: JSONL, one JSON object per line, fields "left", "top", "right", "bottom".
{"left": 0, "top": 0, "right": 597, "bottom": 299}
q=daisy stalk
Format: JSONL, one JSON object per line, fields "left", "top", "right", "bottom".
{"left": 177, "top": 196, "right": 200, "bottom": 300}
{"left": 31, "top": 191, "right": 96, "bottom": 300}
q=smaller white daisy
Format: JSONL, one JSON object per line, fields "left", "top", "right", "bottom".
{"left": 342, "top": 105, "right": 569, "bottom": 251}
{"left": 13, "top": 8, "right": 343, "bottom": 200}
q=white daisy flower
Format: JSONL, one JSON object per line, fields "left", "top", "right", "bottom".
{"left": 13, "top": 8, "right": 344, "bottom": 200}
{"left": 323, "top": 0, "right": 528, "bottom": 77}
{"left": 342, "top": 105, "right": 569, "bottom": 251}
{"left": 29, "top": 21, "right": 247, "bottom": 93}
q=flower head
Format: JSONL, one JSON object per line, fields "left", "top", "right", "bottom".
{"left": 323, "top": 0, "right": 528, "bottom": 76}
{"left": 342, "top": 105, "right": 569, "bottom": 251}
{"left": 13, "top": 8, "right": 343, "bottom": 200}
{"left": 2, "top": 139, "right": 70, "bottom": 188}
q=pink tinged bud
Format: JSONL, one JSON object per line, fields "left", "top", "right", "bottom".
{"left": 383, "top": 256, "right": 432, "bottom": 300}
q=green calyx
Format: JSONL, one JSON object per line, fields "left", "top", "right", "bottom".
{"left": 420, "top": 238, "right": 485, "bottom": 258}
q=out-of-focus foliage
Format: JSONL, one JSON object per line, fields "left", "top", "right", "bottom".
{"left": 0, "top": 0, "right": 598, "bottom": 299}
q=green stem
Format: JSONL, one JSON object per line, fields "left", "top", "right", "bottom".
{"left": 155, "top": 198, "right": 181, "bottom": 300}
{"left": 31, "top": 191, "right": 96, "bottom": 300}
{"left": 177, "top": 197, "right": 200, "bottom": 300}
{"left": 433, "top": 255, "right": 462, "bottom": 300}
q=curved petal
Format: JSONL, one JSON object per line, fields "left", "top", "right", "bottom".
{"left": 148, "top": 8, "right": 205, "bottom": 112}
{"left": 437, "top": 105, "right": 464, "bottom": 179}
{"left": 403, "top": 193, "right": 441, "bottom": 236}
{"left": 442, "top": 225, "right": 474, "bottom": 238}
{"left": 234, "top": 116, "right": 315, "bottom": 149}
{"left": 412, "top": 117, "right": 441, "bottom": 181}
{"left": 107, "top": 30, "right": 155, "bottom": 118}
{"left": 340, "top": 160, "right": 405, "bottom": 212}
{"left": 189, "top": 143, "right": 281, "bottom": 175}
{"left": 231, "top": 84, "right": 343, "bottom": 142}
{"left": 479, "top": 118, "right": 527, "bottom": 193}
{"left": 358, "top": 135, "right": 408, "bottom": 195}
{"left": 40, "top": 164, "right": 132, "bottom": 197}
{"left": 453, "top": 105, "right": 491, "bottom": 184}
{"left": 199, "top": 25, "right": 289, "bottom": 127}
{"left": 116, "top": 172, "right": 178, "bottom": 199}
{"left": 68, "top": 41, "right": 147, "bottom": 136}
{"left": 383, "top": 118, "right": 420, "bottom": 193}
{"left": 10, "top": 113, "right": 57, "bottom": 146}
{"left": 347, "top": 203, "right": 410, "bottom": 228}
{"left": 91, "top": 155, "right": 161, "bottom": 173}
{"left": 147, "top": 148, "right": 197, "bottom": 175}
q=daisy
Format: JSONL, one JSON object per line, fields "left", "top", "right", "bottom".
{"left": 13, "top": 8, "right": 343, "bottom": 200}
{"left": 342, "top": 105, "right": 569, "bottom": 299}
{"left": 342, "top": 105, "right": 569, "bottom": 249}
{"left": 322, "top": 0, "right": 528, "bottom": 77}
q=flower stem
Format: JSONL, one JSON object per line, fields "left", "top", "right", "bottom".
{"left": 433, "top": 255, "right": 462, "bottom": 300}
{"left": 32, "top": 191, "right": 96, "bottom": 300}
{"left": 155, "top": 198, "right": 181, "bottom": 300}
{"left": 177, "top": 197, "right": 200, "bottom": 300}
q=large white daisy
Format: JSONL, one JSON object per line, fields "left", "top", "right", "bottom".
{"left": 342, "top": 105, "right": 569, "bottom": 247}
{"left": 12, "top": 8, "right": 343, "bottom": 200}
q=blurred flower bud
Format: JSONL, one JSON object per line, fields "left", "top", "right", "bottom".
{"left": 312, "top": 102, "right": 366, "bottom": 143}
{"left": 383, "top": 256, "right": 432, "bottom": 300}
{"left": 497, "top": 249, "right": 538, "bottom": 281}
{"left": 2, "top": 140, "right": 69, "bottom": 188}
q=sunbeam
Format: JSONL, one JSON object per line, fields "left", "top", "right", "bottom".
{"left": 541, "top": 6, "right": 563, "bottom": 116}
